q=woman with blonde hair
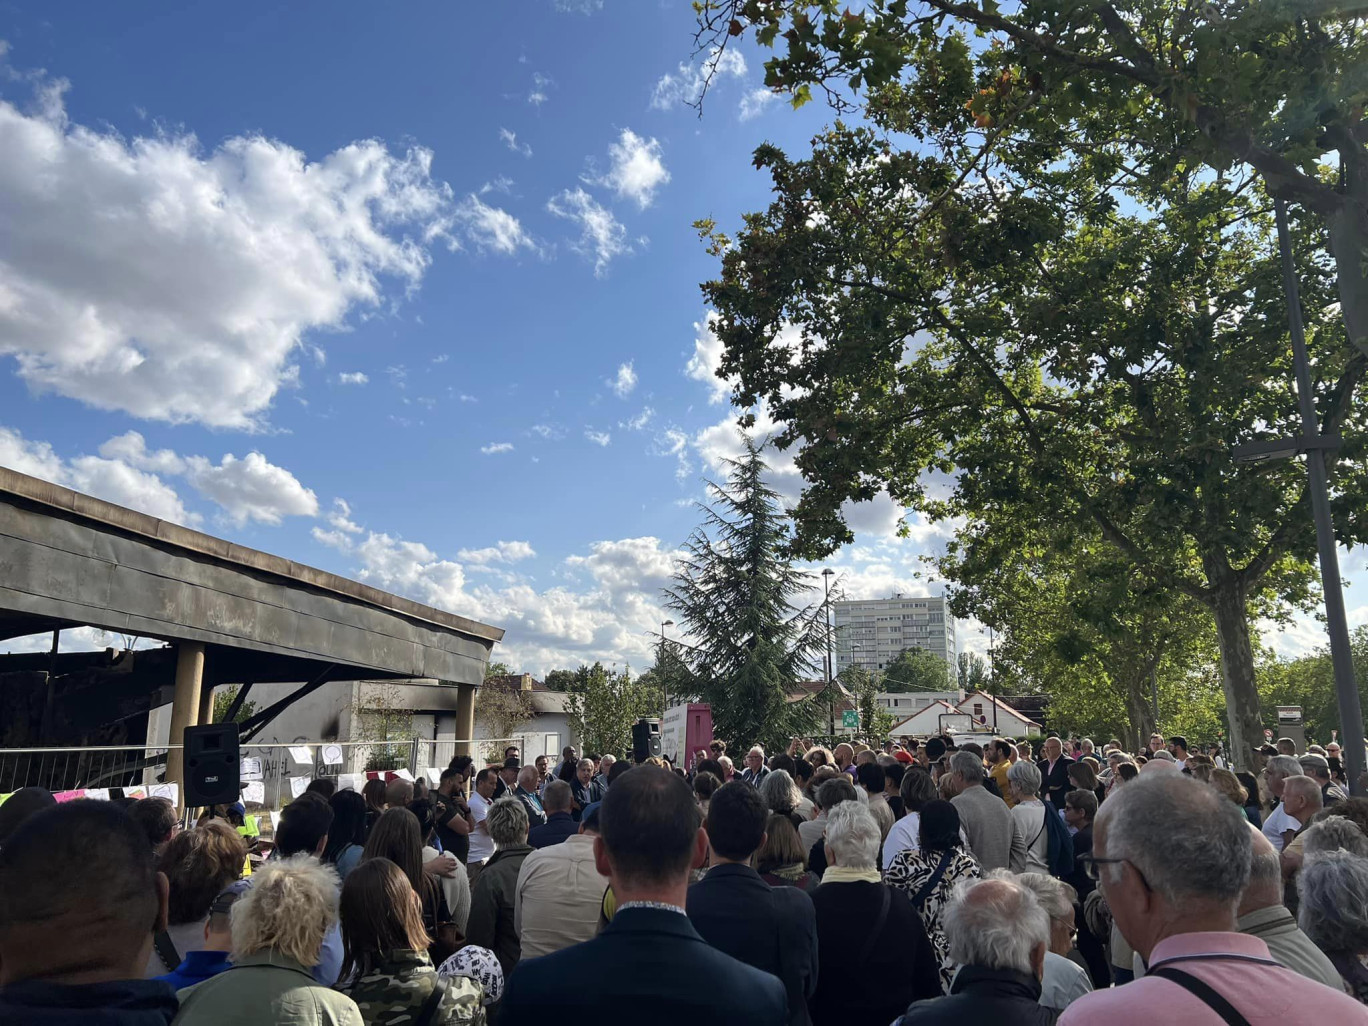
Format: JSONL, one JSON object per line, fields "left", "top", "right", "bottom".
{"left": 173, "top": 855, "right": 361, "bottom": 1025}
{"left": 339, "top": 858, "right": 485, "bottom": 1025}
{"left": 756, "top": 813, "right": 819, "bottom": 892}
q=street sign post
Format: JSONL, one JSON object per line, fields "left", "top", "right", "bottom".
{"left": 842, "top": 709, "right": 859, "bottom": 730}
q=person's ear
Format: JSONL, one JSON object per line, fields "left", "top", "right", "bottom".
{"left": 593, "top": 834, "right": 612, "bottom": 877}
{"left": 692, "top": 827, "right": 709, "bottom": 869}
{"left": 1030, "top": 939, "right": 1046, "bottom": 980}
{"left": 154, "top": 870, "right": 170, "bottom": 934}
{"left": 315, "top": 832, "right": 328, "bottom": 857}
{"left": 756, "top": 831, "right": 768, "bottom": 855}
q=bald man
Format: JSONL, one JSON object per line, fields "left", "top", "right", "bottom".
{"left": 1237, "top": 826, "right": 1342, "bottom": 989}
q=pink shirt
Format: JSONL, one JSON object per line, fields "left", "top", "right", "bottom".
{"left": 1059, "top": 932, "right": 1363, "bottom": 1025}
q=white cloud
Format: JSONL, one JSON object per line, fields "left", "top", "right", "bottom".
{"left": 481, "top": 442, "right": 515, "bottom": 455}
{"left": 739, "top": 87, "right": 779, "bottom": 122}
{"left": 452, "top": 194, "right": 535, "bottom": 255}
{"left": 610, "top": 361, "right": 637, "bottom": 398}
{"left": 528, "top": 72, "right": 552, "bottom": 106}
{"left": 98, "top": 431, "right": 186, "bottom": 474}
{"left": 553, "top": 0, "right": 603, "bottom": 11}
{"left": 686, "top": 310, "right": 734, "bottom": 403}
{"left": 584, "top": 429, "right": 612, "bottom": 447}
{"left": 184, "top": 451, "right": 319, "bottom": 526}
{"left": 480, "top": 175, "right": 515, "bottom": 195}
{"left": 546, "top": 187, "right": 631, "bottom": 276}
{"left": 338, "top": 371, "right": 369, "bottom": 385}
{"left": 459, "top": 394, "right": 478, "bottom": 403}
{"left": 650, "top": 47, "right": 747, "bottom": 110}
{"left": 457, "top": 540, "right": 537, "bottom": 565}
{"left": 530, "top": 423, "right": 564, "bottom": 440}
{"left": 325, "top": 498, "right": 363, "bottom": 535}
{"left": 622, "top": 406, "right": 654, "bottom": 431}
{"left": 1, "top": 426, "right": 197, "bottom": 525}
{"left": 498, "top": 128, "right": 532, "bottom": 158}
{"left": 0, "top": 65, "right": 456, "bottom": 429}
{"left": 597, "top": 129, "right": 669, "bottom": 209}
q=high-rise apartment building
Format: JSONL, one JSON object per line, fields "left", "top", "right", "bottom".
{"left": 832, "top": 594, "right": 956, "bottom": 678}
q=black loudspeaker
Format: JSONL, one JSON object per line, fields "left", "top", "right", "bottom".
{"left": 632, "top": 718, "right": 662, "bottom": 763}
{"left": 184, "top": 723, "right": 241, "bottom": 806}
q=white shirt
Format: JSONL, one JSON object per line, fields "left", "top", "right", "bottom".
{"left": 422, "top": 844, "right": 471, "bottom": 934}
{"left": 799, "top": 811, "right": 826, "bottom": 855}
{"left": 881, "top": 810, "right": 921, "bottom": 869}
{"left": 1263, "top": 801, "right": 1296, "bottom": 853}
{"left": 1041, "top": 951, "right": 1093, "bottom": 1010}
{"left": 514, "top": 833, "right": 608, "bottom": 959}
{"left": 468, "top": 791, "right": 495, "bottom": 864}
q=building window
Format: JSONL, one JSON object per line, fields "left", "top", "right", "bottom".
{"left": 973, "top": 703, "right": 983, "bottom": 717}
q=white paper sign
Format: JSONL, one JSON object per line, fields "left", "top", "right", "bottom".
{"left": 240, "top": 757, "right": 263, "bottom": 779}
{"left": 149, "top": 783, "right": 179, "bottom": 804}
{"left": 393, "top": 767, "right": 414, "bottom": 782}
{"left": 123, "top": 785, "right": 147, "bottom": 799}
{"left": 337, "top": 773, "right": 362, "bottom": 792}
{"left": 322, "top": 745, "right": 343, "bottom": 766}
{"left": 290, "top": 777, "right": 310, "bottom": 798}
{"left": 270, "top": 811, "right": 283, "bottom": 830}
{"left": 287, "top": 746, "right": 313, "bottom": 765}
{"left": 425, "top": 767, "right": 441, "bottom": 784}
{"left": 241, "top": 781, "right": 266, "bottom": 804}
{"left": 84, "top": 788, "right": 110, "bottom": 801}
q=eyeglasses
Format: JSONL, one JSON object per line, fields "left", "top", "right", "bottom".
{"left": 1049, "top": 912, "right": 1077, "bottom": 938}
{"left": 1077, "top": 854, "right": 1132, "bottom": 883}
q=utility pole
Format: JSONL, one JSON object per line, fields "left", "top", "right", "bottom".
{"left": 823, "top": 569, "right": 835, "bottom": 736}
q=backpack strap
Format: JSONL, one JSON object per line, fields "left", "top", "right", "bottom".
{"left": 855, "top": 886, "right": 892, "bottom": 964}
{"left": 413, "top": 974, "right": 449, "bottom": 1026}
{"left": 911, "top": 851, "right": 953, "bottom": 908}
{"left": 1149, "top": 968, "right": 1253, "bottom": 1026}
{"left": 153, "top": 930, "right": 180, "bottom": 972}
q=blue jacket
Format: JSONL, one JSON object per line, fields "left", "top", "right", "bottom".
{"left": 528, "top": 811, "right": 578, "bottom": 849}
{"left": 156, "top": 949, "right": 232, "bottom": 992}
{"left": 0, "top": 978, "right": 178, "bottom": 1026}
{"left": 502, "top": 906, "right": 787, "bottom": 1026}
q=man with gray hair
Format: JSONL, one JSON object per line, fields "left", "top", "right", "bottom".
{"left": 896, "top": 876, "right": 1055, "bottom": 1024}
{"left": 1262, "top": 756, "right": 1308, "bottom": 853}
{"left": 1059, "top": 774, "right": 1363, "bottom": 1024}
{"left": 950, "top": 750, "right": 1015, "bottom": 871}
{"left": 1237, "top": 825, "right": 1343, "bottom": 990}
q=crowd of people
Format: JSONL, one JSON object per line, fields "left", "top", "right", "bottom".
{"left": 2, "top": 732, "right": 1368, "bottom": 1025}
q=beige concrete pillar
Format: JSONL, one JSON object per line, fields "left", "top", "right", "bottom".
{"left": 454, "top": 682, "right": 477, "bottom": 758}
{"left": 164, "top": 641, "right": 206, "bottom": 804}
{"left": 197, "top": 681, "right": 215, "bottom": 728}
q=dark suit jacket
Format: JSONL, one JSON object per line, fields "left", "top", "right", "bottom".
{"left": 687, "top": 863, "right": 818, "bottom": 1026}
{"left": 1037, "top": 756, "right": 1075, "bottom": 809}
{"left": 501, "top": 906, "right": 787, "bottom": 1026}
{"left": 528, "top": 811, "right": 577, "bottom": 849}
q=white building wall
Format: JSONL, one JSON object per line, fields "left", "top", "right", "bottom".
{"left": 833, "top": 595, "right": 957, "bottom": 677}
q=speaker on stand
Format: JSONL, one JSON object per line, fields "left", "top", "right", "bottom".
{"left": 183, "top": 723, "right": 241, "bottom": 807}
{"left": 632, "top": 718, "right": 662, "bottom": 763}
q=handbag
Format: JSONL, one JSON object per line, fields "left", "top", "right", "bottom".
{"left": 1150, "top": 968, "right": 1252, "bottom": 1026}
{"left": 424, "top": 877, "right": 464, "bottom": 966}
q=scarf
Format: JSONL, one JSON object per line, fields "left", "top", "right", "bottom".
{"left": 821, "top": 865, "right": 882, "bottom": 884}
{"left": 764, "top": 862, "right": 809, "bottom": 882}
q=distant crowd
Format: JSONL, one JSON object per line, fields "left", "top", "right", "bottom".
{"left": 1, "top": 732, "right": 1366, "bottom": 1025}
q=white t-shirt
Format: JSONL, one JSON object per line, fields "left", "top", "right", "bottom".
{"left": 881, "top": 810, "right": 921, "bottom": 869}
{"left": 468, "top": 792, "right": 495, "bottom": 864}
{"left": 1263, "top": 801, "right": 1296, "bottom": 853}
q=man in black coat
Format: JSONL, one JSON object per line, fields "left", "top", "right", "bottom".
{"left": 898, "top": 877, "right": 1056, "bottom": 1025}
{"left": 501, "top": 767, "right": 786, "bottom": 1026}
{"left": 1036, "top": 735, "right": 1075, "bottom": 810}
{"left": 688, "top": 782, "right": 818, "bottom": 1026}
{"left": 528, "top": 780, "right": 578, "bottom": 848}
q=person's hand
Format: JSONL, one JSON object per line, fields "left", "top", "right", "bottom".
{"left": 425, "top": 853, "right": 458, "bottom": 878}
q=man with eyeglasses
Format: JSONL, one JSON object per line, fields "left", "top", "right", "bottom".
{"left": 1059, "top": 775, "right": 1362, "bottom": 1024}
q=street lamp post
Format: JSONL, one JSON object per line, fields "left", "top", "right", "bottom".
{"left": 823, "top": 569, "right": 835, "bottom": 736}
{"left": 660, "top": 619, "right": 675, "bottom": 717}
{"left": 1229, "top": 198, "right": 1366, "bottom": 793}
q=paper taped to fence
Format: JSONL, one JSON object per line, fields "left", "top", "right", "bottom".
{"left": 123, "top": 785, "right": 148, "bottom": 799}
{"left": 289, "top": 776, "right": 310, "bottom": 798}
{"left": 240, "top": 757, "right": 263, "bottom": 779}
{"left": 288, "top": 746, "right": 313, "bottom": 765}
{"left": 337, "top": 773, "right": 363, "bottom": 792}
{"left": 393, "top": 767, "right": 414, "bottom": 782}
{"left": 241, "top": 781, "right": 266, "bottom": 804}
{"left": 322, "top": 744, "right": 343, "bottom": 766}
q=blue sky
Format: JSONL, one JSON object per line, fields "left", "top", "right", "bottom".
{"left": 0, "top": 0, "right": 1355, "bottom": 673}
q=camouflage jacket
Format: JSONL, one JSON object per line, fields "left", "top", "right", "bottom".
{"left": 342, "top": 949, "right": 485, "bottom": 1026}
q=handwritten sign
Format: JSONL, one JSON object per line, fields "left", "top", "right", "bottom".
{"left": 53, "top": 789, "right": 86, "bottom": 803}
{"left": 84, "top": 788, "right": 110, "bottom": 801}
{"left": 289, "top": 777, "right": 310, "bottom": 799}
{"left": 149, "top": 783, "right": 179, "bottom": 804}
{"left": 337, "top": 773, "right": 362, "bottom": 792}
{"left": 287, "top": 746, "right": 313, "bottom": 765}
{"left": 123, "top": 785, "right": 148, "bottom": 800}
{"left": 240, "top": 757, "right": 263, "bottom": 779}
{"left": 241, "top": 781, "right": 266, "bottom": 805}
{"left": 322, "top": 745, "right": 343, "bottom": 766}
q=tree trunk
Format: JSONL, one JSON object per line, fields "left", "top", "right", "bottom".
{"left": 1326, "top": 202, "right": 1368, "bottom": 363}
{"left": 1208, "top": 575, "right": 1263, "bottom": 774}
{"left": 1122, "top": 676, "right": 1155, "bottom": 754}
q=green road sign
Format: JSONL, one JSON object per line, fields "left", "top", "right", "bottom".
{"left": 842, "top": 709, "right": 859, "bottom": 729}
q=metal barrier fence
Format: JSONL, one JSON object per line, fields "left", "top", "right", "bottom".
{"left": 0, "top": 734, "right": 533, "bottom": 804}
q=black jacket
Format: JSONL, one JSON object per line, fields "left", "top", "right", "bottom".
{"left": 0, "top": 978, "right": 178, "bottom": 1026}
{"left": 898, "top": 966, "right": 1058, "bottom": 1025}
{"left": 528, "top": 811, "right": 577, "bottom": 849}
{"left": 809, "top": 880, "right": 942, "bottom": 1026}
{"left": 501, "top": 906, "right": 787, "bottom": 1026}
{"left": 687, "top": 863, "right": 818, "bottom": 1026}
{"left": 1037, "top": 757, "right": 1075, "bottom": 809}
